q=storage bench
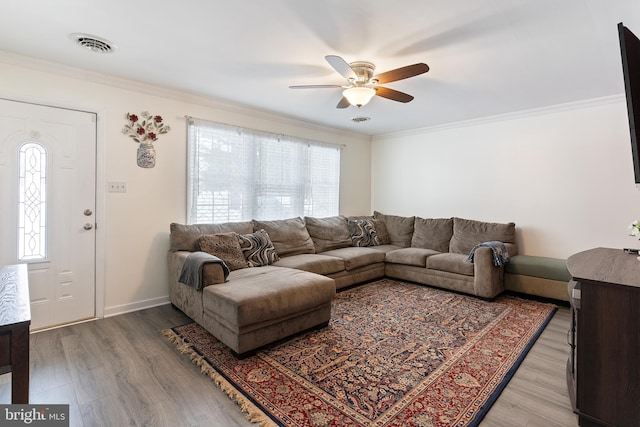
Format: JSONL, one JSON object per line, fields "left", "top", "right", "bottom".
{"left": 504, "top": 255, "right": 571, "bottom": 302}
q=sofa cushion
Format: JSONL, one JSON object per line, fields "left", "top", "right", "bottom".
{"left": 274, "top": 253, "right": 345, "bottom": 275}
{"left": 170, "top": 222, "right": 254, "bottom": 251}
{"left": 449, "top": 217, "right": 516, "bottom": 255}
{"left": 373, "top": 211, "right": 415, "bottom": 247}
{"left": 411, "top": 217, "right": 453, "bottom": 253}
{"left": 321, "top": 247, "right": 386, "bottom": 271}
{"left": 252, "top": 217, "right": 316, "bottom": 256}
{"left": 385, "top": 248, "right": 441, "bottom": 267}
{"left": 504, "top": 255, "right": 571, "bottom": 282}
{"left": 347, "top": 218, "right": 380, "bottom": 247}
{"left": 304, "top": 216, "right": 351, "bottom": 253}
{"left": 367, "top": 244, "right": 403, "bottom": 254}
{"left": 372, "top": 219, "right": 391, "bottom": 244}
{"left": 197, "top": 232, "right": 248, "bottom": 271}
{"left": 427, "top": 253, "right": 474, "bottom": 276}
{"left": 202, "top": 266, "right": 336, "bottom": 328}
{"left": 237, "top": 229, "right": 280, "bottom": 267}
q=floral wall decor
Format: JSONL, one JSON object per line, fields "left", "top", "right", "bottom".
{"left": 122, "top": 111, "right": 171, "bottom": 168}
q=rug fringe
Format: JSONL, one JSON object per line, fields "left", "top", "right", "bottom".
{"left": 161, "top": 329, "right": 277, "bottom": 427}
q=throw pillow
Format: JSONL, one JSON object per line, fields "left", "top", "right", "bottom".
{"left": 196, "top": 232, "right": 248, "bottom": 271}
{"left": 348, "top": 216, "right": 391, "bottom": 245}
{"left": 348, "top": 218, "right": 380, "bottom": 247}
{"left": 237, "top": 229, "right": 280, "bottom": 267}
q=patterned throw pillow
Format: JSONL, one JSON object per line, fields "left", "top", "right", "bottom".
{"left": 237, "top": 229, "right": 280, "bottom": 267}
{"left": 196, "top": 232, "right": 248, "bottom": 271}
{"left": 348, "top": 219, "right": 380, "bottom": 247}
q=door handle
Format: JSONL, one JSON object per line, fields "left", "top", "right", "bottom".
{"left": 84, "top": 209, "right": 93, "bottom": 216}
{"left": 83, "top": 223, "right": 93, "bottom": 230}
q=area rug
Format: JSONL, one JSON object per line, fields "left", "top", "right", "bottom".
{"left": 162, "top": 279, "right": 556, "bottom": 427}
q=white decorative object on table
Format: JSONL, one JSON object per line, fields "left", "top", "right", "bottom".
{"left": 122, "top": 111, "right": 170, "bottom": 168}
{"left": 628, "top": 220, "right": 640, "bottom": 260}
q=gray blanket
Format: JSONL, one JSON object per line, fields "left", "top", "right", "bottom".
{"left": 179, "top": 251, "right": 230, "bottom": 290}
{"left": 467, "top": 241, "right": 510, "bottom": 266}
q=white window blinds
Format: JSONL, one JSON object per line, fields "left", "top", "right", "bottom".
{"left": 187, "top": 118, "right": 341, "bottom": 224}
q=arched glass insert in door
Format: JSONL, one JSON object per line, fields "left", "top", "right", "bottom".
{"left": 18, "top": 141, "right": 48, "bottom": 261}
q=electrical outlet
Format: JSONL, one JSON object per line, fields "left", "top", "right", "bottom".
{"left": 108, "top": 181, "right": 127, "bottom": 193}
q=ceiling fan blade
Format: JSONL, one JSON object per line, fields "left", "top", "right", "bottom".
{"left": 325, "top": 55, "right": 357, "bottom": 79}
{"left": 336, "top": 97, "right": 351, "bottom": 109}
{"left": 374, "top": 86, "right": 414, "bottom": 103}
{"left": 374, "top": 63, "right": 429, "bottom": 84}
{"left": 289, "top": 84, "right": 342, "bottom": 89}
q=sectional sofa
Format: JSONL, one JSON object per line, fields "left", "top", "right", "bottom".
{"left": 167, "top": 212, "right": 517, "bottom": 356}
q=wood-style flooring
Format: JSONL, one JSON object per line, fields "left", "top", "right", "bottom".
{"left": 0, "top": 298, "right": 577, "bottom": 427}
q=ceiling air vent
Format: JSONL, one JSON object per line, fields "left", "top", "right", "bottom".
{"left": 70, "top": 33, "right": 116, "bottom": 53}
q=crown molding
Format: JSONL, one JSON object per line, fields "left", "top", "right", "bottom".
{"left": 0, "top": 50, "right": 369, "bottom": 142}
{"left": 373, "top": 94, "right": 625, "bottom": 142}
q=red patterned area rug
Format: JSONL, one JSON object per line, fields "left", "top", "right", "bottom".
{"left": 162, "top": 279, "right": 556, "bottom": 427}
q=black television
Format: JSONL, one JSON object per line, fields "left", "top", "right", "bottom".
{"left": 618, "top": 22, "right": 640, "bottom": 184}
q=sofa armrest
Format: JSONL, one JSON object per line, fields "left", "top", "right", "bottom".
{"left": 168, "top": 251, "right": 227, "bottom": 289}
{"left": 504, "top": 242, "right": 518, "bottom": 257}
{"left": 472, "top": 246, "right": 505, "bottom": 299}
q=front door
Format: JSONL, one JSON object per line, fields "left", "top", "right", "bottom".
{"left": 0, "top": 99, "right": 96, "bottom": 330}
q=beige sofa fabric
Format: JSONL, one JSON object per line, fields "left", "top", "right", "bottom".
{"left": 372, "top": 219, "right": 391, "bottom": 244}
{"left": 373, "top": 211, "right": 415, "bottom": 247}
{"left": 449, "top": 217, "right": 516, "bottom": 255}
{"left": 470, "top": 246, "right": 506, "bottom": 298}
{"left": 411, "top": 217, "right": 453, "bottom": 252}
{"left": 274, "top": 253, "right": 345, "bottom": 275}
{"left": 252, "top": 217, "right": 316, "bottom": 256}
{"left": 170, "top": 222, "right": 253, "bottom": 251}
{"left": 202, "top": 266, "right": 335, "bottom": 330}
{"left": 427, "top": 253, "right": 474, "bottom": 276}
{"left": 201, "top": 266, "right": 336, "bottom": 354}
{"left": 385, "top": 247, "right": 440, "bottom": 267}
{"left": 321, "top": 247, "right": 386, "bottom": 271}
{"left": 304, "top": 215, "right": 352, "bottom": 253}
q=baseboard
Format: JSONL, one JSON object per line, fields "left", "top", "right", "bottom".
{"left": 103, "top": 295, "right": 170, "bottom": 318}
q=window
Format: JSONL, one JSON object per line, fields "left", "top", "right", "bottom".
{"left": 187, "top": 118, "right": 341, "bottom": 224}
{"left": 18, "top": 142, "right": 48, "bottom": 261}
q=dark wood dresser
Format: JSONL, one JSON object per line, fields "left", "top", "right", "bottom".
{"left": 566, "top": 248, "right": 640, "bottom": 427}
{"left": 0, "top": 264, "right": 31, "bottom": 403}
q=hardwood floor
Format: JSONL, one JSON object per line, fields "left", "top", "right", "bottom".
{"left": 0, "top": 301, "right": 577, "bottom": 427}
{"left": 481, "top": 307, "right": 577, "bottom": 427}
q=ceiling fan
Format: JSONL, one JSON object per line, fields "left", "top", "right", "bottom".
{"left": 290, "top": 55, "right": 429, "bottom": 108}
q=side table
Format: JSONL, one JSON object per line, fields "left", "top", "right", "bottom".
{"left": 0, "top": 264, "right": 31, "bottom": 403}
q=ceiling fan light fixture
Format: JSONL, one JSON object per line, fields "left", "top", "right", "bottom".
{"left": 343, "top": 87, "right": 376, "bottom": 107}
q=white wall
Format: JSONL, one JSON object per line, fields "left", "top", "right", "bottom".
{"left": 0, "top": 53, "right": 371, "bottom": 316}
{"left": 372, "top": 96, "right": 640, "bottom": 259}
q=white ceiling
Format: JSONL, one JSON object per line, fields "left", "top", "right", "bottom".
{"left": 1, "top": 0, "right": 639, "bottom": 136}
